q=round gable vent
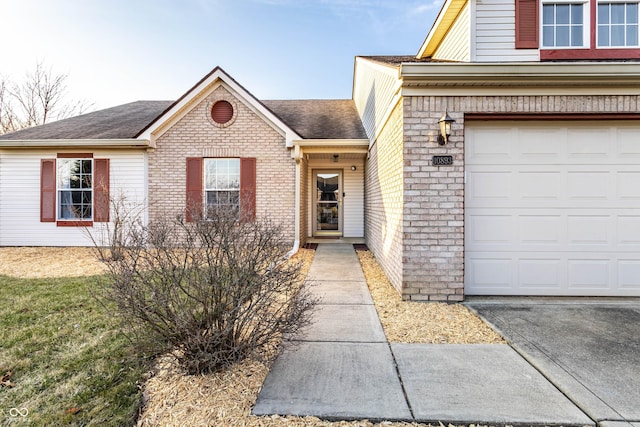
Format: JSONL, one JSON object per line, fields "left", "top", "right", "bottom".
{"left": 211, "top": 100, "right": 234, "bottom": 125}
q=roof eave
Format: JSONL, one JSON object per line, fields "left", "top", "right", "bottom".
{"left": 400, "top": 62, "right": 640, "bottom": 86}
{"left": 416, "top": 0, "right": 468, "bottom": 59}
{"left": 0, "top": 139, "right": 151, "bottom": 149}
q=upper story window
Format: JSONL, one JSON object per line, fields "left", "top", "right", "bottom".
{"left": 542, "top": 1, "right": 589, "bottom": 47}
{"left": 516, "top": 0, "right": 640, "bottom": 57}
{"left": 57, "top": 158, "right": 93, "bottom": 220}
{"left": 597, "top": 2, "right": 639, "bottom": 46}
{"left": 204, "top": 158, "right": 240, "bottom": 218}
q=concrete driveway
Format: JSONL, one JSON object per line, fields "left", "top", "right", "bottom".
{"left": 466, "top": 299, "right": 640, "bottom": 427}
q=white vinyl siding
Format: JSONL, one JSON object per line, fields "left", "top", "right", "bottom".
{"left": 0, "top": 150, "right": 147, "bottom": 246}
{"left": 343, "top": 163, "right": 365, "bottom": 238}
{"left": 465, "top": 122, "right": 640, "bottom": 296}
{"left": 434, "top": 2, "right": 471, "bottom": 61}
{"left": 474, "top": 0, "right": 541, "bottom": 61}
{"left": 353, "top": 58, "right": 401, "bottom": 142}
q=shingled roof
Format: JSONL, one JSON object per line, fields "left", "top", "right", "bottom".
{"left": 0, "top": 101, "right": 173, "bottom": 140}
{"left": 263, "top": 99, "right": 367, "bottom": 140}
{"left": 0, "top": 98, "right": 367, "bottom": 141}
{"left": 357, "top": 55, "right": 434, "bottom": 66}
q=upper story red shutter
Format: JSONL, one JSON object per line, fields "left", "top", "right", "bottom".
{"left": 94, "top": 159, "right": 110, "bottom": 222}
{"left": 186, "top": 157, "right": 203, "bottom": 222}
{"left": 240, "top": 158, "right": 256, "bottom": 222}
{"left": 515, "top": 0, "right": 539, "bottom": 49}
{"left": 40, "top": 159, "right": 56, "bottom": 222}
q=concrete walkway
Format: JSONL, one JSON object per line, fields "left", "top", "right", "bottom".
{"left": 252, "top": 244, "right": 593, "bottom": 425}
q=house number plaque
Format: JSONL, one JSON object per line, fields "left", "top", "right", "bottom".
{"left": 432, "top": 155, "right": 453, "bottom": 166}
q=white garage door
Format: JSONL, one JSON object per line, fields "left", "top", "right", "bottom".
{"left": 465, "top": 121, "right": 640, "bottom": 296}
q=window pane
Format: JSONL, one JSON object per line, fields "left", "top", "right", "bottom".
{"left": 81, "top": 160, "right": 92, "bottom": 174}
{"left": 599, "top": 24, "right": 610, "bottom": 45}
{"left": 205, "top": 159, "right": 217, "bottom": 178}
{"left": 57, "top": 168, "right": 70, "bottom": 188}
{"left": 229, "top": 191, "right": 239, "bottom": 206}
{"left": 215, "top": 174, "right": 228, "bottom": 190}
{"left": 598, "top": 4, "right": 610, "bottom": 24}
{"left": 571, "top": 25, "right": 583, "bottom": 45}
{"left": 543, "top": 26, "right": 555, "bottom": 46}
{"left": 557, "top": 25, "right": 570, "bottom": 46}
{"left": 571, "top": 4, "right": 583, "bottom": 24}
{"left": 229, "top": 160, "right": 239, "bottom": 175}
{"left": 59, "top": 191, "right": 73, "bottom": 219}
{"left": 218, "top": 160, "right": 229, "bottom": 175}
{"left": 58, "top": 190, "right": 92, "bottom": 220}
{"left": 612, "top": 25, "right": 625, "bottom": 44}
{"left": 70, "top": 174, "right": 81, "bottom": 189}
{"left": 611, "top": 4, "right": 625, "bottom": 24}
{"left": 207, "top": 191, "right": 218, "bottom": 206}
{"left": 629, "top": 3, "right": 638, "bottom": 24}
{"left": 543, "top": 4, "right": 555, "bottom": 24}
{"left": 82, "top": 175, "right": 92, "bottom": 189}
{"left": 82, "top": 191, "right": 92, "bottom": 204}
{"left": 82, "top": 205, "right": 92, "bottom": 219}
{"left": 628, "top": 24, "right": 639, "bottom": 44}
{"left": 557, "top": 4, "right": 570, "bottom": 24}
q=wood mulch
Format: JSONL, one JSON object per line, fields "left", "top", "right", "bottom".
{"left": 355, "top": 250, "right": 504, "bottom": 344}
{"left": 0, "top": 246, "right": 502, "bottom": 426}
{"left": 0, "top": 247, "right": 107, "bottom": 278}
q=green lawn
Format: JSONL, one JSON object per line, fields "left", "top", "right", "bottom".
{"left": 0, "top": 275, "right": 146, "bottom": 426}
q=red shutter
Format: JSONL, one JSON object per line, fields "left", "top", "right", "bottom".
{"left": 94, "top": 159, "right": 110, "bottom": 222}
{"left": 515, "top": 0, "right": 539, "bottom": 49}
{"left": 40, "top": 159, "right": 56, "bottom": 222}
{"left": 240, "top": 158, "right": 256, "bottom": 222}
{"left": 186, "top": 157, "right": 203, "bottom": 222}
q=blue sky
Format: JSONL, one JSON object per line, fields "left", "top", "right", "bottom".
{"left": 1, "top": 0, "right": 441, "bottom": 110}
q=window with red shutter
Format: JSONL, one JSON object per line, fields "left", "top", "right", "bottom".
{"left": 40, "top": 154, "right": 111, "bottom": 226}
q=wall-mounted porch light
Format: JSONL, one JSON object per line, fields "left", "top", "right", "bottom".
{"left": 437, "top": 111, "right": 455, "bottom": 145}
{"left": 333, "top": 154, "right": 339, "bottom": 163}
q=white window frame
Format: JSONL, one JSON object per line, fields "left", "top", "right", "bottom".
{"left": 56, "top": 158, "right": 94, "bottom": 221}
{"left": 203, "top": 158, "right": 240, "bottom": 217}
{"left": 541, "top": 0, "right": 591, "bottom": 48}
{"left": 596, "top": 0, "right": 640, "bottom": 47}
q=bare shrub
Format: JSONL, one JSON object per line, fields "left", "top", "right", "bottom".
{"left": 93, "top": 208, "right": 317, "bottom": 374}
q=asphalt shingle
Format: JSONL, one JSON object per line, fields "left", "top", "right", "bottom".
{"left": 0, "top": 98, "right": 367, "bottom": 141}
{"left": 0, "top": 101, "right": 172, "bottom": 140}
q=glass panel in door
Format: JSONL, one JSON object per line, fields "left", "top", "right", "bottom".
{"left": 316, "top": 172, "right": 341, "bottom": 234}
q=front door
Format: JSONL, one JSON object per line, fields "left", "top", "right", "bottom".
{"left": 314, "top": 171, "right": 342, "bottom": 236}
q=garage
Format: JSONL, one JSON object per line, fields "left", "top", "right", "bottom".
{"left": 465, "top": 121, "right": 640, "bottom": 296}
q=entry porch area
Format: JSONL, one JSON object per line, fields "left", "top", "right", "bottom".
{"left": 292, "top": 139, "right": 368, "bottom": 248}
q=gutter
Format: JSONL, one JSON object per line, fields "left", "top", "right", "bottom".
{"left": 400, "top": 62, "right": 640, "bottom": 86}
{"left": 0, "top": 139, "right": 152, "bottom": 149}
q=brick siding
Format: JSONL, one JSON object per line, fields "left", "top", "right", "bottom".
{"left": 148, "top": 86, "right": 296, "bottom": 243}
{"left": 403, "top": 94, "right": 640, "bottom": 301}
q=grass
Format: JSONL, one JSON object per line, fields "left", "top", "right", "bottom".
{"left": 0, "top": 275, "right": 146, "bottom": 426}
